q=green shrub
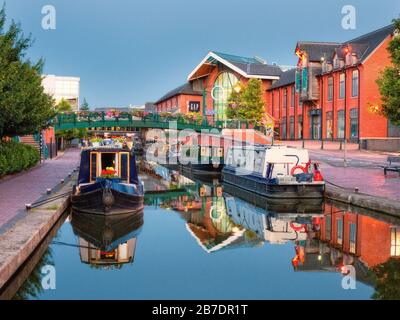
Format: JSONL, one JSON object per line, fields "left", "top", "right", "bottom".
{"left": 0, "top": 141, "right": 40, "bottom": 177}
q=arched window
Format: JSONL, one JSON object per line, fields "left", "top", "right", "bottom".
{"left": 212, "top": 72, "right": 238, "bottom": 120}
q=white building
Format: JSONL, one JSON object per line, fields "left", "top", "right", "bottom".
{"left": 42, "top": 75, "right": 80, "bottom": 110}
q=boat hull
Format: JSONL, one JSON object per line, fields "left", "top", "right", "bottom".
{"left": 222, "top": 168, "right": 325, "bottom": 199}
{"left": 72, "top": 186, "right": 144, "bottom": 216}
{"left": 179, "top": 163, "right": 223, "bottom": 180}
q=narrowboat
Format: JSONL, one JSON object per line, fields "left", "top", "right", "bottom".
{"left": 222, "top": 145, "right": 325, "bottom": 199}
{"left": 72, "top": 146, "right": 144, "bottom": 215}
{"left": 179, "top": 145, "right": 224, "bottom": 179}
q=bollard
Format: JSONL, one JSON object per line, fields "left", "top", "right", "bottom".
{"left": 25, "top": 204, "right": 32, "bottom": 210}
{"left": 46, "top": 188, "right": 52, "bottom": 195}
{"left": 355, "top": 187, "right": 359, "bottom": 193}
{"left": 61, "top": 179, "right": 65, "bottom": 184}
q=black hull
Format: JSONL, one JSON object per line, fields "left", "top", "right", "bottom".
{"left": 179, "top": 163, "right": 222, "bottom": 181}
{"left": 71, "top": 188, "right": 144, "bottom": 216}
{"left": 222, "top": 168, "right": 325, "bottom": 200}
{"left": 71, "top": 210, "right": 144, "bottom": 249}
{"left": 222, "top": 181, "right": 324, "bottom": 214}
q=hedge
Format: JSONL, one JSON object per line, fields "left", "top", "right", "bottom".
{"left": 0, "top": 141, "right": 40, "bottom": 177}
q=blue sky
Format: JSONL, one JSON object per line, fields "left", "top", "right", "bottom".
{"left": 4, "top": 0, "right": 400, "bottom": 107}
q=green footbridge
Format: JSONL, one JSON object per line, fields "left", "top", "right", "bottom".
{"left": 54, "top": 112, "right": 263, "bottom": 133}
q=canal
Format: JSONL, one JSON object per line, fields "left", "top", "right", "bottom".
{"left": 2, "top": 165, "right": 399, "bottom": 300}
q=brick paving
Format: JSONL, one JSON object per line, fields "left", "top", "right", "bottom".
{"left": 281, "top": 141, "right": 400, "bottom": 201}
{"left": 320, "top": 163, "right": 400, "bottom": 201}
{"left": 0, "top": 148, "right": 81, "bottom": 229}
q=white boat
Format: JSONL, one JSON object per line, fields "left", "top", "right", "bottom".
{"left": 222, "top": 145, "right": 325, "bottom": 199}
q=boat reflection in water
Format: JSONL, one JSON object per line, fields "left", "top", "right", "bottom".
{"left": 158, "top": 172, "right": 400, "bottom": 291}
{"left": 70, "top": 210, "right": 144, "bottom": 268}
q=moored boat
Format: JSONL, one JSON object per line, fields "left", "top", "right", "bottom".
{"left": 222, "top": 145, "right": 325, "bottom": 199}
{"left": 72, "top": 146, "right": 144, "bottom": 215}
{"left": 178, "top": 145, "right": 224, "bottom": 178}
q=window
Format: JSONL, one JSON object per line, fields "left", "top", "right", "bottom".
{"left": 325, "top": 215, "right": 331, "bottom": 241}
{"left": 281, "top": 117, "right": 287, "bottom": 139}
{"left": 283, "top": 88, "right": 287, "bottom": 108}
{"left": 326, "top": 111, "right": 333, "bottom": 139}
{"left": 391, "top": 227, "right": 400, "bottom": 257}
{"left": 290, "top": 116, "right": 295, "bottom": 139}
{"left": 339, "top": 73, "right": 345, "bottom": 99}
{"left": 349, "top": 223, "right": 357, "bottom": 254}
{"left": 298, "top": 115, "right": 303, "bottom": 139}
{"left": 388, "top": 120, "right": 400, "bottom": 137}
{"left": 337, "top": 219, "right": 343, "bottom": 245}
{"left": 291, "top": 87, "right": 295, "bottom": 107}
{"left": 337, "top": 110, "right": 345, "bottom": 139}
{"left": 350, "top": 108, "right": 358, "bottom": 139}
{"left": 213, "top": 72, "right": 239, "bottom": 120}
{"left": 352, "top": 70, "right": 359, "bottom": 97}
{"left": 327, "top": 77, "right": 333, "bottom": 101}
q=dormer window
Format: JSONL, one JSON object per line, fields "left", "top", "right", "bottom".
{"left": 333, "top": 57, "right": 339, "bottom": 69}
{"left": 351, "top": 53, "right": 358, "bottom": 65}
{"left": 322, "top": 61, "right": 327, "bottom": 73}
{"left": 345, "top": 53, "right": 352, "bottom": 65}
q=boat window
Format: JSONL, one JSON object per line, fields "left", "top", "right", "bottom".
{"left": 226, "top": 149, "right": 234, "bottom": 166}
{"left": 254, "top": 150, "right": 265, "bottom": 174}
{"left": 101, "top": 153, "right": 116, "bottom": 171}
{"left": 120, "top": 153, "right": 129, "bottom": 181}
{"left": 90, "top": 153, "right": 98, "bottom": 181}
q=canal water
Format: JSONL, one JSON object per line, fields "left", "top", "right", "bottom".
{"left": 4, "top": 167, "right": 400, "bottom": 300}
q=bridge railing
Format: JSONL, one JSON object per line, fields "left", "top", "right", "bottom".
{"left": 54, "top": 112, "right": 269, "bottom": 134}
{"left": 55, "top": 112, "right": 218, "bottom": 130}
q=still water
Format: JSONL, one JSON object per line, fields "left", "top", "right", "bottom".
{"left": 5, "top": 168, "right": 400, "bottom": 300}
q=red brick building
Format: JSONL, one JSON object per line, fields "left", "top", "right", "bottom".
{"left": 319, "top": 203, "right": 400, "bottom": 268}
{"left": 269, "top": 24, "right": 399, "bottom": 143}
{"left": 155, "top": 51, "right": 283, "bottom": 121}
{"left": 156, "top": 25, "right": 399, "bottom": 149}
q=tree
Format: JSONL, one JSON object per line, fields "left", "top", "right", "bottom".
{"left": 376, "top": 19, "right": 400, "bottom": 125}
{"left": 0, "top": 6, "right": 55, "bottom": 139}
{"left": 56, "top": 98, "right": 73, "bottom": 113}
{"left": 226, "top": 81, "right": 244, "bottom": 119}
{"left": 239, "top": 79, "right": 265, "bottom": 122}
{"left": 370, "top": 258, "right": 400, "bottom": 300}
{"left": 80, "top": 98, "right": 90, "bottom": 111}
{"left": 55, "top": 99, "right": 87, "bottom": 141}
{"left": 226, "top": 79, "right": 265, "bottom": 122}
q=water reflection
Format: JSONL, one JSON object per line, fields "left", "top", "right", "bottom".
{"left": 70, "top": 210, "right": 144, "bottom": 268}
{"left": 7, "top": 167, "right": 400, "bottom": 299}
{"left": 152, "top": 169, "right": 400, "bottom": 298}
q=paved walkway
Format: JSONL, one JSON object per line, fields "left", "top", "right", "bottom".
{"left": 0, "top": 148, "right": 81, "bottom": 229}
{"left": 320, "top": 162, "right": 400, "bottom": 201}
{"left": 282, "top": 141, "right": 400, "bottom": 201}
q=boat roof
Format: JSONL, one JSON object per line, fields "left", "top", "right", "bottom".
{"left": 82, "top": 147, "right": 130, "bottom": 153}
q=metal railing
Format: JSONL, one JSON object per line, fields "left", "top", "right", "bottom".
{"left": 54, "top": 112, "right": 270, "bottom": 135}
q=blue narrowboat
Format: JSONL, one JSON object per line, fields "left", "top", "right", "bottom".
{"left": 72, "top": 147, "right": 144, "bottom": 215}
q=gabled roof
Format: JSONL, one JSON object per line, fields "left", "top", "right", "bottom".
{"left": 343, "top": 23, "right": 395, "bottom": 61}
{"left": 296, "top": 42, "right": 340, "bottom": 62}
{"left": 155, "top": 82, "right": 202, "bottom": 104}
{"left": 296, "top": 23, "right": 395, "bottom": 63}
{"left": 269, "top": 68, "right": 296, "bottom": 90}
{"left": 187, "top": 51, "right": 282, "bottom": 81}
